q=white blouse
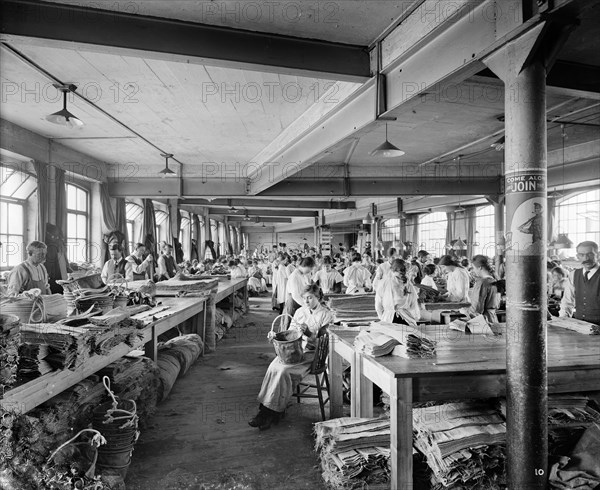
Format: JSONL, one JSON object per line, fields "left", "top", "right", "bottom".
{"left": 446, "top": 267, "right": 471, "bottom": 302}
{"left": 290, "top": 303, "right": 335, "bottom": 350}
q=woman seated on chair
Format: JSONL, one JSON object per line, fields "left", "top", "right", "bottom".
{"left": 250, "top": 283, "right": 334, "bottom": 431}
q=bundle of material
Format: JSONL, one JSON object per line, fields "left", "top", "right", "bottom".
{"left": 548, "top": 317, "right": 600, "bottom": 335}
{"left": 413, "top": 401, "right": 507, "bottom": 489}
{"left": 414, "top": 283, "right": 443, "bottom": 303}
{"left": 41, "top": 375, "right": 107, "bottom": 432}
{"left": 90, "top": 323, "right": 144, "bottom": 355}
{"left": 75, "top": 286, "right": 115, "bottom": 314}
{"left": 154, "top": 277, "right": 218, "bottom": 294}
{"left": 328, "top": 294, "right": 379, "bottom": 323}
{"left": 0, "top": 293, "right": 67, "bottom": 323}
{"left": 1, "top": 314, "right": 20, "bottom": 395}
{"left": 369, "top": 321, "right": 437, "bottom": 358}
{"left": 354, "top": 331, "right": 399, "bottom": 357}
{"left": 499, "top": 395, "right": 600, "bottom": 457}
{"left": 161, "top": 334, "right": 203, "bottom": 375}
{"left": 98, "top": 356, "right": 161, "bottom": 426}
{"left": 18, "top": 323, "right": 90, "bottom": 372}
{"left": 17, "top": 344, "right": 54, "bottom": 382}
{"left": 156, "top": 349, "right": 181, "bottom": 402}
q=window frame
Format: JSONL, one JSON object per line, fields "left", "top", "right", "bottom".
{"left": 65, "top": 182, "right": 90, "bottom": 263}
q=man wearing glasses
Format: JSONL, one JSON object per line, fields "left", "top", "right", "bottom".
{"left": 559, "top": 241, "right": 600, "bottom": 325}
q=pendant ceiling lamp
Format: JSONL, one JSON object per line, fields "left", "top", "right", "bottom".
{"left": 490, "top": 136, "right": 505, "bottom": 151}
{"left": 227, "top": 199, "right": 239, "bottom": 213}
{"left": 550, "top": 125, "right": 573, "bottom": 249}
{"left": 362, "top": 212, "right": 374, "bottom": 225}
{"left": 243, "top": 212, "right": 252, "bottom": 221}
{"left": 452, "top": 237, "right": 467, "bottom": 250}
{"left": 158, "top": 153, "right": 176, "bottom": 176}
{"left": 45, "top": 84, "right": 84, "bottom": 129}
{"left": 369, "top": 123, "right": 405, "bottom": 158}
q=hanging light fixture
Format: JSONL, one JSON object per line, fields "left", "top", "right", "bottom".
{"left": 45, "top": 84, "right": 84, "bottom": 129}
{"left": 452, "top": 237, "right": 467, "bottom": 250}
{"left": 362, "top": 212, "right": 374, "bottom": 225}
{"left": 454, "top": 155, "right": 465, "bottom": 213}
{"left": 242, "top": 211, "right": 252, "bottom": 221}
{"left": 369, "top": 123, "right": 405, "bottom": 158}
{"left": 550, "top": 125, "right": 573, "bottom": 249}
{"left": 227, "top": 199, "right": 239, "bottom": 213}
{"left": 158, "top": 153, "right": 176, "bottom": 176}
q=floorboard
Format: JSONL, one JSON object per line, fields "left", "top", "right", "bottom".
{"left": 126, "top": 294, "right": 329, "bottom": 490}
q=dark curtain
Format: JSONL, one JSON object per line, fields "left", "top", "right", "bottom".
{"left": 55, "top": 168, "right": 67, "bottom": 239}
{"left": 547, "top": 196, "right": 557, "bottom": 245}
{"left": 115, "top": 197, "right": 129, "bottom": 257}
{"left": 45, "top": 223, "right": 68, "bottom": 292}
{"left": 445, "top": 212, "right": 455, "bottom": 252}
{"left": 191, "top": 214, "right": 200, "bottom": 261}
{"left": 466, "top": 207, "right": 476, "bottom": 259}
{"left": 33, "top": 161, "right": 48, "bottom": 241}
{"left": 142, "top": 199, "right": 157, "bottom": 275}
{"left": 205, "top": 240, "right": 217, "bottom": 260}
{"left": 100, "top": 183, "right": 118, "bottom": 263}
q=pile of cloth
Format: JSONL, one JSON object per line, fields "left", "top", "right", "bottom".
{"left": 18, "top": 323, "right": 89, "bottom": 374}
{"left": 354, "top": 331, "right": 400, "bottom": 357}
{"left": 548, "top": 317, "right": 600, "bottom": 335}
{"left": 156, "top": 334, "right": 204, "bottom": 402}
{"left": 74, "top": 285, "right": 115, "bottom": 313}
{"left": 368, "top": 321, "right": 437, "bottom": 359}
{"left": 314, "top": 417, "right": 393, "bottom": 488}
{"left": 328, "top": 294, "right": 379, "bottom": 325}
{"left": 215, "top": 307, "right": 233, "bottom": 341}
{"left": 413, "top": 400, "right": 507, "bottom": 489}
{"left": 98, "top": 355, "right": 161, "bottom": 427}
{"left": 0, "top": 314, "right": 20, "bottom": 395}
{"left": 154, "top": 277, "right": 218, "bottom": 295}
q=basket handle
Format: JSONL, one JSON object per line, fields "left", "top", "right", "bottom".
{"left": 47, "top": 429, "right": 106, "bottom": 464}
{"left": 271, "top": 313, "right": 293, "bottom": 334}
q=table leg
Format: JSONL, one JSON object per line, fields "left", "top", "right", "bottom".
{"left": 144, "top": 324, "right": 157, "bottom": 361}
{"left": 353, "top": 352, "right": 373, "bottom": 418}
{"left": 230, "top": 292, "right": 235, "bottom": 322}
{"left": 202, "top": 305, "right": 207, "bottom": 356}
{"left": 329, "top": 334, "right": 343, "bottom": 418}
{"left": 390, "top": 378, "right": 413, "bottom": 490}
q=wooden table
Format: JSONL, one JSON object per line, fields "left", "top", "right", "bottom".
{"left": 1, "top": 297, "right": 207, "bottom": 414}
{"left": 215, "top": 278, "right": 249, "bottom": 324}
{"left": 329, "top": 324, "right": 600, "bottom": 490}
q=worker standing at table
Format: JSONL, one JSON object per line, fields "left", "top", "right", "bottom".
{"left": 283, "top": 256, "right": 315, "bottom": 325}
{"left": 125, "top": 242, "right": 153, "bottom": 280}
{"left": 313, "top": 255, "right": 343, "bottom": 294}
{"left": 438, "top": 255, "right": 471, "bottom": 302}
{"left": 343, "top": 253, "right": 372, "bottom": 294}
{"left": 372, "top": 247, "right": 398, "bottom": 290}
{"left": 560, "top": 241, "right": 600, "bottom": 325}
{"left": 375, "top": 258, "right": 420, "bottom": 325}
{"left": 157, "top": 243, "right": 177, "bottom": 280}
{"left": 6, "top": 241, "right": 51, "bottom": 296}
{"left": 101, "top": 244, "right": 128, "bottom": 284}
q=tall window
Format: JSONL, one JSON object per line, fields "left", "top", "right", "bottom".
{"left": 419, "top": 212, "right": 447, "bottom": 257}
{"left": 0, "top": 201, "right": 25, "bottom": 268}
{"left": 380, "top": 218, "right": 401, "bottom": 242}
{"left": 66, "top": 184, "right": 89, "bottom": 262}
{"left": 557, "top": 189, "right": 600, "bottom": 252}
{"left": 155, "top": 210, "right": 169, "bottom": 245}
{"left": 474, "top": 205, "right": 496, "bottom": 257}
{"left": 125, "top": 201, "right": 143, "bottom": 245}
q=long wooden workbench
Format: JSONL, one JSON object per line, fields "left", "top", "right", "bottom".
{"left": 0, "top": 297, "right": 207, "bottom": 414}
{"left": 329, "top": 325, "right": 600, "bottom": 490}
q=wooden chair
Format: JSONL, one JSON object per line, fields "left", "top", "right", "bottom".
{"left": 295, "top": 326, "right": 330, "bottom": 420}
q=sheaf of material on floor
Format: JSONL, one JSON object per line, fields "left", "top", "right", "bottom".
{"left": 126, "top": 294, "right": 328, "bottom": 490}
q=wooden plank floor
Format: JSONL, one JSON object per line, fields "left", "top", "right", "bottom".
{"left": 127, "top": 294, "right": 328, "bottom": 490}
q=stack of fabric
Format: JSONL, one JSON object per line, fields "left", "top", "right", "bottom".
{"left": 354, "top": 331, "right": 399, "bottom": 357}
{"left": 413, "top": 401, "right": 507, "bottom": 489}
{"left": 548, "top": 317, "right": 600, "bottom": 335}
{"left": 75, "top": 285, "right": 115, "bottom": 313}
{"left": 0, "top": 314, "right": 20, "bottom": 395}
{"left": 369, "top": 321, "right": 437, "bottom": 358}
{"left": 154, "top": 277, "right": 218, "bottom": 295}
{"left": 18, "top": 323, "right": 89, "bottom": 373}
{"left": 98, "top": 355, "right": 161, "bottom": 426}
{"left": 314, "top": 417, "right": 393, "bottom": 488}
{"left": 328, "top": 294, "right": 379, "bottom": 325}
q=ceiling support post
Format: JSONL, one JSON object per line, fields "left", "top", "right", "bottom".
{"left": 483, "top": 18, "right": 573, "bottom": 488}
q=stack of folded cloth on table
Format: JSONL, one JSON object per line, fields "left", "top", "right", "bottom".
{"left": 354, "top": 331, "right": 400, "bottom": 357}
{"left": 154, "top": 277, "right": 218, "bottom": 294}
{"left": 98, "top": 355, "right": 161, "bottom": 426}
{"left": 367, "top": 321, "right": 437, "bottom": 358}
{"left": 314, "top": 417, "right": 424, "bottom": 488}
{"left": 328, "top": 294, "right": 379, "bottom": 325}
{"left": 75, "top": 285, "right": 115, "bottom": 313}
{"left": 85, "top": 308, "right": 145, "bottom": 354}
{"left": 498, "top": 395, "right": 600, "bottom": 457}
{"left": 548, "top": 317, "right": 600, "bottom": 335}
{"left": 18, "top": 323, "right": 91, "bottom": 375}
{"left": 1, "top": 314, "right": 21, "bottom": 394}
{"left": 413, "top": 400, "right": 507, "bottom": 489}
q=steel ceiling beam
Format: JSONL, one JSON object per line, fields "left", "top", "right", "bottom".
{"left": 228, "top": 216, "right": 291, "bottom": 223}
{"left": 182, "top": 198, "right": 356, "bottom": 209}
{"left": 107, "top": 178, "right": 246, "bottom": 198}
{"left": 0, "top": 0, "right": 370, "bottom": 82}
{"left": 203, "top": 208, "right": 317, "bottom": 217}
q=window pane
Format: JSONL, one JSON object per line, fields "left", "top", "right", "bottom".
{"left": 68, "top": 213, "right": 77, "bottom": 237}
{"left": 8, "top": 203, "right": 23, "bottom": 235}
{"left": 67, "top": 185, "right": 77, "bottom": 209}
{"left": 0, "top": 202, "right": 7, "bottom": 234}
{"left": 77, "top": 188, "right": 87, "bottom": 212}
{"left": 419, "top": 212, "right": 447, "bottom": 256}
{"left": 1, "top": 234, "right": 24, "bottom": 267}
{"left": 77, "top": 215, "right": 87, "bottom": 240}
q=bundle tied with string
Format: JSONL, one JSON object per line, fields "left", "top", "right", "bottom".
{"left": 0, "top": 292, "right": 67, "bottom": 323}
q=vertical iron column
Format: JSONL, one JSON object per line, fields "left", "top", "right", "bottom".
{"left": 494, "top": 199, "right": 505, "bottom": 274}
{"left": 504, "top": 57, "right": 548, "bottom": 487}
